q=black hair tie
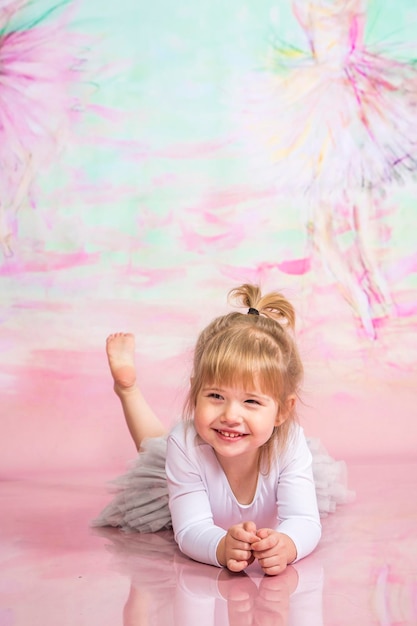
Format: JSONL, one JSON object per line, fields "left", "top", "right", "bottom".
{"left": 248, "top": 307, "right": 260, "bottom": 315}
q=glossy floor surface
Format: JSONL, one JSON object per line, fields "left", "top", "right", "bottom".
{"left": 1, "top": 462, "right": 416, "bottom": 626}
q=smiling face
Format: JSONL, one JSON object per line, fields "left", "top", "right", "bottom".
{"left": 185, "top": 312, "right": 303, "bottom": 468}
{"left": 194, "top": 383, "right": 282, "bottom": 467}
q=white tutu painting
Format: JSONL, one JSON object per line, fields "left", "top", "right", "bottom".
{"left": 241, "top": 0, "right": 417, "bottom": 337}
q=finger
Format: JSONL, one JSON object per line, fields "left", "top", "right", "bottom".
{"left": 256, "top": 527, "right": 270, "bottom": 540}
{"left": 233, "top": 526, "right": 259, "bottom": 544}
{"left": 257, "top": 552, "right": 286, "bottom": 568}
{"left": 251, "top": 535, "right": 278, "bottom": 553}
{"left": 255, "top": 528, "right": 279, "bottom": 547}
{"left": 227, "top": 558, "right": 250, "bottom": 572}
{"left": 249, "top": 534, "right": 261, "bottom": 546}
{"left": 231, "top": 548, "right": 254, "bottom": 563}
{"left": 242, "top": 521, "right": 257, "bottom": 535}
{"left": 252, "top": 532, "right": 279, "bottom": 553}
{"left": 261, "top": 561, "right": 288, "bottom": 577}
{"left": 229, "top": 538, "right": 255, "bottom": 555}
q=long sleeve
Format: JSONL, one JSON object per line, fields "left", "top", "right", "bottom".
{"left": 166, "top": 428, "right": 225, "bottom": 566}
{"left": 275, "top": 429, "right": 322, "bottom": 561}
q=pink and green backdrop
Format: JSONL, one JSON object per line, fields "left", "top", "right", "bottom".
{"left": 1, "top": 0, "right": 417, "bottom": 477}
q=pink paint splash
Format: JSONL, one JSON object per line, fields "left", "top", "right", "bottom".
{"left": 179, "top": 186, "right": 280, "bottom": 254}
{"left": 221, "top": 259, "right": 311, "bottom": 284}
{"left": 277, "top": 258, "right": 311, "bottom": 275}
{"left": 12, "top": 301, "right": 72, "bottom": 312}
{"left": 386, "top": 252, "right": 417, "bottom": 284}
{"left": 185, "top": 187, "right": 275, "bottom": 213}
{"left": 0, "top": 0, "right": 87, "bottom": 256}
{"left": 0, "top": 250, "right": 99, "bottom": 275}
{"left": 119, "top": 265, "right": 187, "bottom": 288}
{"left": 180, "top": 221, "right": 246, "bottom": 254}
{"left": 155, "top": 138, "right": 234, "bottom": 159}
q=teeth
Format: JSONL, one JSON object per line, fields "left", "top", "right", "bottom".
{"left": 218, "top": 430, "right": 242, "bottom": 438}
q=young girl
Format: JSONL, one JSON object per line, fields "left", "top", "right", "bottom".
{"left": 94, "top": 284, "right": 350, "bottom": 575}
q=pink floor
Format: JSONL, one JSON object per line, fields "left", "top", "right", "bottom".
{"left": 1, "top": 462, "right": 416, "bottom": 626}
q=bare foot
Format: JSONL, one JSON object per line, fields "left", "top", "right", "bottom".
{"left": 106, "top": 333, "right": 137, "bottom": 390}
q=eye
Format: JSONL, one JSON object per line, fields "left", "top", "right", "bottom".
{"left": 245, "top": 398, "right": 261, "bottom": 405}
{"left": 208, "top": 393, "right": 223, "bottom": 400}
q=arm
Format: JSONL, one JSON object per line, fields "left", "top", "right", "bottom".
{"left": 252, "top": 427, "right": 321, "bottom": 574}
{"left": 166, "top": 425, "right": 260, "bottom": 569}
{"left": 275, "top": 426, "right": 322, "bottom": 561}
{"left": 165, "top": 428, "right": 226, "bottom": 566}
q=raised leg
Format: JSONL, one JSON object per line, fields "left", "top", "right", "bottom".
{"left": 106, "top": 333, "right": 167, "bottom": 451}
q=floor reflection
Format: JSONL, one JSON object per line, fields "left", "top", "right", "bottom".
{"left": 2, "top": 464, "right": 417, "bottom": 625}
{"left": 95, "top": 528, "right": 324, "bottom": 626}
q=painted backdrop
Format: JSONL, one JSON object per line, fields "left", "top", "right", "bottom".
{"left": 1, "top": 0, "right": 417, "bottom": 476}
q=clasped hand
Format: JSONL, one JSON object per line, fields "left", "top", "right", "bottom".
{"left": 217, "top": 521, "right": 297, "bottom": 576}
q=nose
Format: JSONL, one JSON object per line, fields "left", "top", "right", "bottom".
{"left": 220, "top": 401, "right": 242, "bottom": 425}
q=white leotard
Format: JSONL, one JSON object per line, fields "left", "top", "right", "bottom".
{"left": 166, "top": 421, "right": 321, "bottom": 567}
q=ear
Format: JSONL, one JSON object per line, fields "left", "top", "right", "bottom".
{"left": 275, "top": 394, "right": 296, "bottom": 426}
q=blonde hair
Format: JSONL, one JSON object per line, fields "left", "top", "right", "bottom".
{"left": 184, "top": 284, "right": 303, "bottom": 472}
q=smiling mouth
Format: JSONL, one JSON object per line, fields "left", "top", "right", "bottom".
{"left": 216, "top": 430, "right": 246, "bottom": 439}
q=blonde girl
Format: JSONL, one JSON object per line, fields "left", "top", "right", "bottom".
{"left": 95, "top": 284, "right": 348, "bottom": 575}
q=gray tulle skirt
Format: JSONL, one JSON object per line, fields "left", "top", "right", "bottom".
{"left": 92, "top": 436, "right": 354, "bottom": 533}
